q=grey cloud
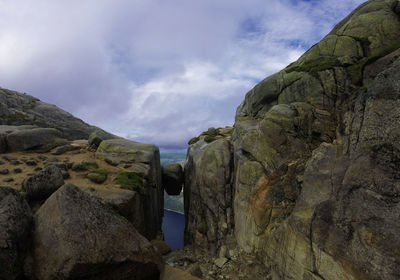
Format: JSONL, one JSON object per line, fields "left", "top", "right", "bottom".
{"left": 0, "top": 0, "right": 365, "bottom": 151}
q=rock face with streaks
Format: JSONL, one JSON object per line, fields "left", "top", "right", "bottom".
{"left": 184, "top": 127, "right": 234, "bottom": 254}
{"left": 183, "top": 1, "right": 400, "bottom": 279}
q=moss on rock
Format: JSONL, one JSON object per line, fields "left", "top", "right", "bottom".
{"left": 116, "top": 172, "right": 146, "bottom": 195}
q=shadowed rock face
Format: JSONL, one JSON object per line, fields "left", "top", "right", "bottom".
{"left": 184, "top": 0, "right": 400, "bottom": 279}
{"left": 0, "top": 187, "right": 33, "bottom": 280}
{"left": 33, "top": 184, "right": 162, "bottom": 280}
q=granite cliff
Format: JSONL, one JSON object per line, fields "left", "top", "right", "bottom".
{"left": 183, "top": 0, "right": 400, "bottom": 279}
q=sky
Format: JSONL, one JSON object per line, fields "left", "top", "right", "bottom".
{"left": 0, "top": 0, "right": 365, "bottom": 152}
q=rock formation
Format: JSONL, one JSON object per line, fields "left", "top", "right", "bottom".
{"left": 184, "top": 127, "right": 234, "bottom": 254}
{"left": 95, "top": 138, "right": 163, "bottom": 240}
{"left": 184, "top": 0, "right": 400, "bottom": 279}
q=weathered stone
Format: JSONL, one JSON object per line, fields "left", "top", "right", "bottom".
{"left": 214, "top": 257, "right": 229, "bottom": 268}
{"left": 51, "top": 144, "right": 80, "bottom": 155}
{"left": 33, "top": 184, "right": 162, "bottom": 280}
{"left": 6, "top": 127, "right": 66, "bottom": 152}
{"left": 161, "top": 265, "right": 201, "bottom": 280}
{"left": 0, "top": 186, "right": 32, "bottom": 280}
{"left": 162, "top": 163, "right": 183, "bottom": 195}
{"left": 183, "top": 1, "right": 400, "bottom": 279}
{"left": 0, "top": 169, "right": 9, "bottom": 175}
{"left": 22, "top": 165, "right": 64, "bottom": 201}
{"left": 151, "top": 240, "right": 172, "bottom": 255}
{"left": 184, "top": 135, "right": 234, "bottom": 255}
{"left": 13, "top": 168, "right": 22, "bottom": 174}
{"left": 83, "top": 183, "right": 148, "bottom": 239}
{"left": 96, "top": 138, "right": 163, "bottom": 239}
{"left": 88, "top": 129, "right": 119, "bottom": 149}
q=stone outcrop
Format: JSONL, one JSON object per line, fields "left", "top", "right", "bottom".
{"left": 0, "top": 125, "right": 68, "bottom": 153}
{"left": 33, "top": 184, "right": 162, "bottom": 280}
{"left": 0, "top": 88, "right": 107, "bottom": 140}
{"left": 162, "top": 163, "right": 184, "bottom": 195}
{"left": 184, "top": 127, "right": 234, "bottom": 254}
{"left": 95, "top": 138, "right": 163, "bottom": 239}
{"left": 183, "top": 0, "right": 400, "bottom": 279}
{"left": 22, "top": 165, "right": 64, "bottom": 201}
{"left": 0, "top": 186, "right": 33, "bottom": 280}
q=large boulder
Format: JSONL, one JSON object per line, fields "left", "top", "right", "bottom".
{"left": 33, "top": 184, "right": 162, "bottom": 280}
{"left": 96, "top": 138, "right": 163, "bottom": 239}
{"left": 6, "top": 127, "right": 66, "bottom": 152}
{"left": 184, "top": 134, "right": 234, "bottom": 254}
{"left": 162, "top": 163, "right": 183, "bottom": 195}
{"left": 22, "top": 165, "right": 64, "bottom": 201}
{"left": 0, "top": 186, "right": 33, "bottom": 280}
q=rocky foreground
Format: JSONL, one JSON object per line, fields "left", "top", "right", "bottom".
{"left": 0, "top": 121, "right": 189, "bottom": 279}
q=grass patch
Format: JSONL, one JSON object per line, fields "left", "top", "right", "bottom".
{"left": 82, "top": 161, "right": 99, "bottom": 170}
{"left": 116, "top": 172, "right": 146, "bottom": 195}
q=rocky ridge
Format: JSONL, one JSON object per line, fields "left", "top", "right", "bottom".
{"left": 0, "top": 88, "right": 113, "bottom": 140}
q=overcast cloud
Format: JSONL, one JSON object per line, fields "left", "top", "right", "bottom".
{"left": 0, "top": 0, "right": 365, "bottom": 152}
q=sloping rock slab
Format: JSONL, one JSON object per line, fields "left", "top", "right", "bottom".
{"left": 33, "top": 184, "right": 162, "bottom": 280}
{"left": 82, "top": 185, "right": 147, "bottom": 237}
{"left": 0, "top": 186, "right": 33, "bottom": 280}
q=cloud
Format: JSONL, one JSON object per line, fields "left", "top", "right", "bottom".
{"left": 0, "top": 0, "right": 365, "bottom": 152}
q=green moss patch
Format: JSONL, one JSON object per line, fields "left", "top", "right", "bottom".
{"left": 116, "top": 172, "right": 146, "bottom": 195}
{"left": 87, "top": 169, "right": 108, "bottom": 184}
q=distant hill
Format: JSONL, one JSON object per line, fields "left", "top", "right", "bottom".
{"left": 160, "top": 153, "right": 186, "bottom": 166}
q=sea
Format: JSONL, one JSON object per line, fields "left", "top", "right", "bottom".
{"left": 162, "top": 209, "right": 185, "bottom": 250}
{"left": 160, "top": 153, "right": 186, "bottom": 250}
